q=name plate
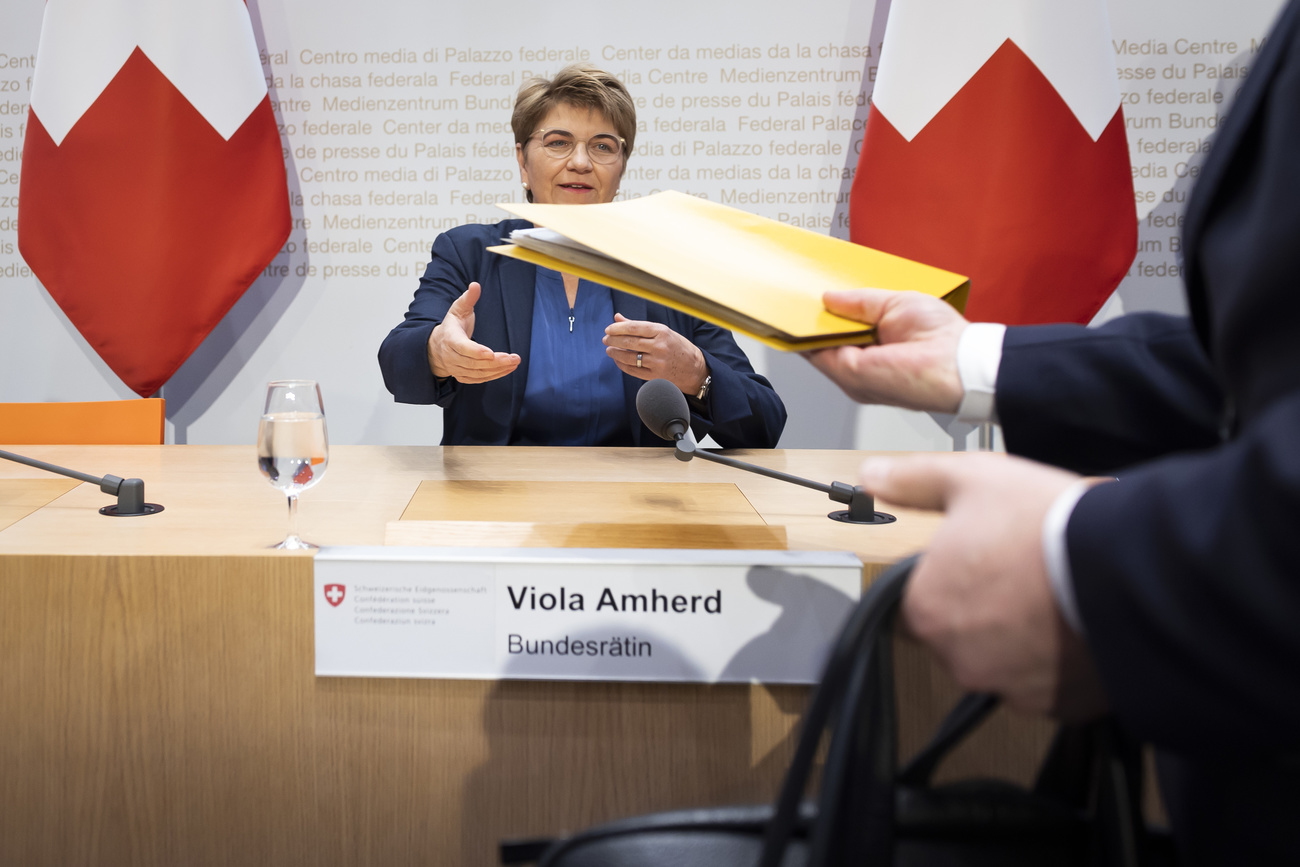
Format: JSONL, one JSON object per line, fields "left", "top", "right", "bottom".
{"left": 315, "top": 546, "right": 862, "bottom": 684}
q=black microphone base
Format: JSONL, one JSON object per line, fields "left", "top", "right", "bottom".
{"left": 99, "top": 503, "right": 165, "bottom": 517}
{"left": 828, "top": 508, "right": 896, "bottom": 525}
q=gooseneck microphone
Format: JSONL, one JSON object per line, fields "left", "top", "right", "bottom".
{"left": 635, "top": 379, "right": 894, "bottom": 525}
{"left": 0, "top": 448, "right": 164, "bottom": 516}
{"left": 635, "top": 376, "right": 694, "bottom": 442}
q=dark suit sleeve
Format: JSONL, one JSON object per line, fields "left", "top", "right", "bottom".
{"left": 995, "top": 5, "right": 1300, "bottom": 855}
{"left": 377, "top": 231, "right": 475, "bottom": 406}
{"left": 685, "top": 320, "right": 787, "bottom": 449}
{"left": 1066, "top": 392, "right": 1300, "bottom": 758}
{"left": 996, "top": 317, "right": 1300, "bottom": 758}
{"left": 997, "top": 312, "right": 1224, "bottom": 475}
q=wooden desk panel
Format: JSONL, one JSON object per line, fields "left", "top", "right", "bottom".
{"left": 0, "top": 447, "right": 1052, "bottom": 866}
{"left": 0, "top": 554, "right": 815, "bottom": 865}
{"left": 402, "top": 480, "right": 766, "bottom": 524}
{"left": 0, "top": 478, "right": 78, "bottom": 531}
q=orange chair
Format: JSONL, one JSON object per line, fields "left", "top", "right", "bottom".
{"left": 0, "top": 398, "right": 165, "bottom": 445}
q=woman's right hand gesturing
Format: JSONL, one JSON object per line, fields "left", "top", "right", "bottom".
{"left": 426, "top": 282, "right": 521, "bottom": 383}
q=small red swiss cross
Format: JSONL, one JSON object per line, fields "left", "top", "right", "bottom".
{"left": 324, "top": 584, "right": 346, "bottom": 607}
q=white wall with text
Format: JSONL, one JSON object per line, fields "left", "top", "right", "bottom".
{"left": 0, "top": 0, "right": 1286, "bottom": 449}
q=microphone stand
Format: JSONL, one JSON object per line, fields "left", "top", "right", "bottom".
{"left": 674, "top": 437, "right": 894, "bottom": 525}
{"left": 0, "top": 448, "right": 164, "bottom": 517}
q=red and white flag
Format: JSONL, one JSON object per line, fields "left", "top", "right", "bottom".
{"left": 18, "top": 0, "right": 290, "bottom": 396}
{"left": 851, "top": 0, "right": 1136, "bottom": 324}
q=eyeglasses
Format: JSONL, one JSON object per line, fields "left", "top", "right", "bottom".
{"left": 528, "top": 128, "right": 626, "bottom": 164}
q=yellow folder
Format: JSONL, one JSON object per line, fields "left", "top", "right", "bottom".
{"left": 489, "top": 190, "right": 969, "bottom": 352}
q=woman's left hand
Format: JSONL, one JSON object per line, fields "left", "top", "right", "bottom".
{"left": 604, "top": 314, "right": 709, "bottom": 395}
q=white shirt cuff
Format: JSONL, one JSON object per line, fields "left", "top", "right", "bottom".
{"left": 954, "top": 322, "right": 1006, "bottom": 424}
{"left": 1042, "top": 479, "right": 1091, "bottom": 636}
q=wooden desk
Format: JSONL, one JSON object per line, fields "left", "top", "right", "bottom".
{"left": 0, "top": 446, "right": 1050, "bottom": 866}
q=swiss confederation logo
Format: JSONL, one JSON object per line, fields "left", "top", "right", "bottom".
{"left": 324, "top": 584, "right": 346, "bottom": 607}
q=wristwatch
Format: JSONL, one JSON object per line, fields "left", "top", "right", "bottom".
{"left": 694, "top": 374, "right": 712, "bottom": 402}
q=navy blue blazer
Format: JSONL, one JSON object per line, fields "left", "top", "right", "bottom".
{"left": 996, "top": 2, "right": 1300, "bottom": 861}
{"left": 378, "top": 220, "right": 787, "bottom": 447}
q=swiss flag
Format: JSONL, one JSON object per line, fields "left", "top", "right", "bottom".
{"left": 851, "top": 0, "right": 1136, "bottom": 325}
{"left": 18, "top": 0, "right": 291, "bottom": 397}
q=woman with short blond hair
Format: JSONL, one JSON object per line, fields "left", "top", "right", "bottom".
{"left": 379, "top": 64, "right": 785, "bottom": 447}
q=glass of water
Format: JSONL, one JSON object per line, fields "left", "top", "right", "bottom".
{"left": 258, "top": 380, "right": 329, "bottom": 549}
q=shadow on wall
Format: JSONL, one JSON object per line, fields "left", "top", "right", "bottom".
{"left": 33, "top": 289, "right": 142, "bottom": 399}
{"left": 830, "top": 0, "right": 890, "bottom": 245}
{"left": 768, "top": 0, "right": 891, "bottom": 450}
{"left": 1118, "top": 168, "right": 1197, "bottom": 316}
{"left": 1117, "top": 48, "right": 1256, "bottom": 317}
{"left": 162, "top": 0, "right": 310, "bottom": 443}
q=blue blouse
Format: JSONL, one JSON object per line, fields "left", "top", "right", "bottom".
{"left": 513, "top": 268, "right": 629, "bottom": 445}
